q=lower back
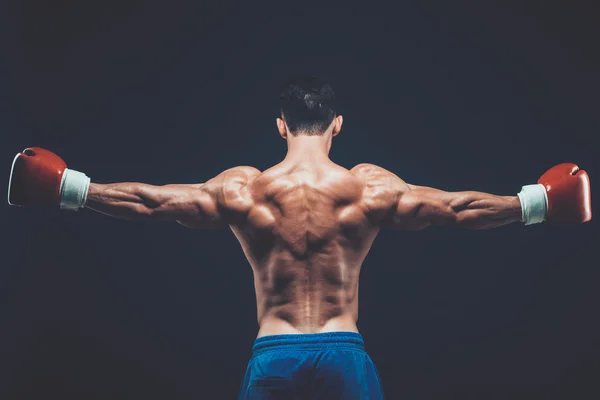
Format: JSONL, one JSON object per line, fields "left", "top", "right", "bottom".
{"left": 257, "top": 312, "right": 359, "bottom": 337}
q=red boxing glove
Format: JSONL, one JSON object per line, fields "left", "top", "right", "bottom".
{"left": 539, "top": 163, "right": 591, "bottom": 224}
{"left": 8, "top": 147, "right": 90, "bottom": 210}
{"left": 517, "top": 163, "right": 592, "bottom": 225}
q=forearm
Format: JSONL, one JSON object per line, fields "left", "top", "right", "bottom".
{"left": 85, "top": 182, "right": 163, "bottom": 220}
{"left": 450, "top": 191, "right": 522, "bottom": 229}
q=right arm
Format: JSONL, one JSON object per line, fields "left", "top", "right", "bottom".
{"left": 394, "top": 184, "right": 522, "bottom": 230}
{"left": 351, "top": 164, "right": 522, "bottom": 230}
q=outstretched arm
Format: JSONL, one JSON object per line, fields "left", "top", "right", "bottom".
{"left": 393, "top": 184, "right": 522, "bottom": 230}
{"left": 86, "top": 182, "right": 211, "bottom": 222}
{"left": 85, "top": 167, "right": 260, "bottom": 227}
{"left": 352, "top": 164, "right": 522, "bottom": 230}
{"left": 354, "top": 161, "right": 591, "bottom": 230}
{"left": 6, "top": 146, "right": 260, "bottom": 228}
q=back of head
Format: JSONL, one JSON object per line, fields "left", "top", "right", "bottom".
{"left": 279, "top": 76, "right": 336, "bottom": 136}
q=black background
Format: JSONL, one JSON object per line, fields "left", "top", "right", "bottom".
{"left": 2, "top": 1, "right": 598, "bottom": 399}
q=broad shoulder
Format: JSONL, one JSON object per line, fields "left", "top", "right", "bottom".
{"left": 214, "top": 166, "right": 261, "bottom": 213}
{"left": 351, "top": 163, "right": 408, "bottom": 189}
{"left": 350, "top": 163, "right": 383, "bottom": 177}
{"left": 350, "top": 163, "right": 410, "bottom": 216}
{"left": 351, "top": 163, "right": 394, "bottom": 179}
{"left": 220, "top": 166, "right": 262, "bottom": 183}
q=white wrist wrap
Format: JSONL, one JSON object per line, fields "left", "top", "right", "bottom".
{"left": 517, "top": 184, "right": 548, "bottom": 225}
{"left": 59, "top": 168, "right": 90, "bottom": 211}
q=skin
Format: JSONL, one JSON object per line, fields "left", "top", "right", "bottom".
{"left": 86, "top": 115, "right": 522, "bottom": 337}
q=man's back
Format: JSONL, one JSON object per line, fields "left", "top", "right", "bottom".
{"left": 231, "top": 160, "right": 380, "bottom": 337}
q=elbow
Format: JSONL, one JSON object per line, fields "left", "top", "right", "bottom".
{"left": 139, "top": 206, "right": 156, "bottom": 219}
{"left": 436, "top": 206, "right": 460, "bottom": 226}
{"left": 454, "top": 211, "right": 478, "bottom": 228}
{"left": 455, "top": 212, "right": 491, "bottom": 230}
{"left": 452, "top": 210, "right": 484, "bottom": 229}
{"left": 454, "top": 212, "right": 468, "bottom": 227}
{"left": 125, "top": 202, "right": 156, "bottom": 220}
{"left": 448, "top": 200, "right": 477, "bottom": 228}
{"left": 136, "top": 189, "right": 165, "bottom": 219}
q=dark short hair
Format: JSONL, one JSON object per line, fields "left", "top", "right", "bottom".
{"left": 279, "top": 76, "right": 336, "bottom": 136}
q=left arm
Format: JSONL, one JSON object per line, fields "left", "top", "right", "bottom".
{"left": 86, "top": 182, "right": 212, "bottom": 222}
{"left": 85, "top": 167, "right": 260, "bottom": 227}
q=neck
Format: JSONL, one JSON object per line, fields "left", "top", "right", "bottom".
{"left": 284, "top": 134, "right": 331, "bottom": 163}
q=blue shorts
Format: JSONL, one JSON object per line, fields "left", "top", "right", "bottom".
{"left": 238, "top": 332, "right": 384, "bottom": 399}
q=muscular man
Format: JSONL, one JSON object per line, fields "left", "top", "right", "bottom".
{"left": 8, "top": 76, "right": 592, "bottom": 399}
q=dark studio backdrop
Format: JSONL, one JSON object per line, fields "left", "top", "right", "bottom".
{"left": 1, "top": 1, "right": 598, "bottom": 399}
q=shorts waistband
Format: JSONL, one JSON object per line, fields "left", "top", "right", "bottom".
{"left": 252, "top": 332, "right": 364, "bottom": 355}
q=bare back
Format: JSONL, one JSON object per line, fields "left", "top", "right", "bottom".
{"left": 84, "top": 136, "right": 522, "bottom": 338}
{"left": 85, "top": 145, "right": 523, "bottom": 336}
{"left": 230, "top": 161, "right": 383, "bottom": 337}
